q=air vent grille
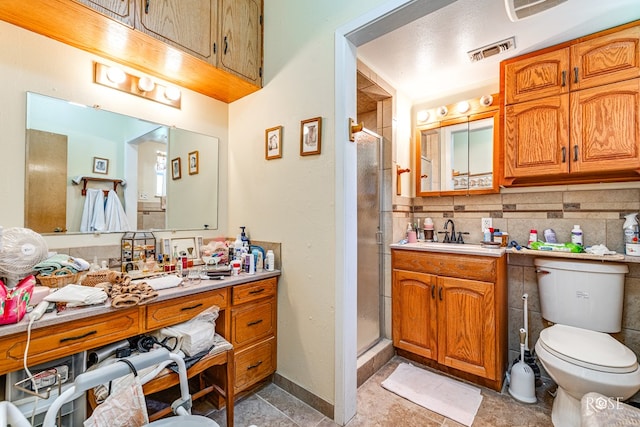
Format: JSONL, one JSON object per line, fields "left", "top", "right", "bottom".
{"left": 505, "top": 0, "right": 568, "bottom": 22}
{"left": 468, "top": 37, "right": 516, "bottom": 63}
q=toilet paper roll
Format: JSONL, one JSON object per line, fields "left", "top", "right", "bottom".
{"left": 87, "top": 340, "right": 130, "bottom": 367}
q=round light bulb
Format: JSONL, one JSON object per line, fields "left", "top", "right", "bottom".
{"left": 138, "top": 76, "right": 155, "bottom": 92}
{"left": 417, "top": 110, "right": 430, "bottom": 123}
{"left": 164, "top": 86, "right": 181, "bottom": 101}
{"left": 437, "top": 106, "right": 448, "bottom": 117}
{"left": 456, "top": 101, "right": 470, "bottom": 113}
{"left": 106, "top": 66, "right": 126, "bottom": 84}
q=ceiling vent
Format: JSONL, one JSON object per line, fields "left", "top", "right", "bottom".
{"left": 468, "top": 37, "right": 516, "bottom": 63}
{"left": 505, "top": 0, "right": 568, "bottom": 22}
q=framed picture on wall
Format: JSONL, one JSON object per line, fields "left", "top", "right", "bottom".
{"left": 265, "top": 126, "right": 283, "bottom": 160}
{"left": 171, "top": 157, "right": 181, "bottom": 180}
{"left": 188, "top": 151, "right": 199, "bottom": 175}
{"left": 93, "top": 157, "right": 109, "bottom": 174}
{"left": 300, "top": 117, "right": 322, "bottom": 156}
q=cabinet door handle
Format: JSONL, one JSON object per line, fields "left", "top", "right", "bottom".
{"left": 431, "top": 284, "right": 435, "bottom": 299}
{"left": 247, "top": 360, "right": 263, "bottom": 370}
{"left": 60, "top": 330, "right": 97, "bottom": 343}
{"left": 145, "top": 0, "right": 150, "bottom": 14}
{"left": 561, "top": 147, "right": 566, "bottom": 163}
{"left": 574, "top": 67, "right": 579, "bottom": 84}
{"left": 181, "top": 303, "right": 203, "bottom": 311}
{"left": 438, "top": 286, "right": 443, "bottom": 301}
{"left": 561, "top": 70, "right": 566, "bottom": 87}
{"left": 573, "top": 145, "right": 579, "bottom": 162}
{"left": 247, "top": 319, "right": 264, "bottom": 327}
{"left": 249, "top": 288, "right": 265, "bottom": 295}
{"left": 213, "top": 42, "right": 217, "bottom": 54}
{"left": 223, "top": 36, "right": 228, "bottom": 54}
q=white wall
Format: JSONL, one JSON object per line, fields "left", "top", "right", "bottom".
{"left": 0, "top": 20, "right": 230, "bottom": 247}
{"left": 228, "top": 0, "right": 391, "bottom": 408}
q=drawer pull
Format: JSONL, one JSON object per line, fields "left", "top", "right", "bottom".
{"left": 247, "top": 319, "right": 264, "bottom": 327}
{"left": 60, "top": 330, "right": 97, "bottom": 343}
{"left": 439, "top": 287, "right": 443, "bottom": 301}
{"left": 248, "top": 288, "right": 265, "bottom": 295}
{"left": 181, "top": 303, "right": 203, "bottom": 311}
{"left": 431, "top": 284, "right": 435, "bottom": 299}
{"left": 247, "top": 360, "right": 263, "bottom": 370}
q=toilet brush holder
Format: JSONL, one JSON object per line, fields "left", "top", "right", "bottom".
{"left": 509, "top": 328, "right": 537, "bottom": 403}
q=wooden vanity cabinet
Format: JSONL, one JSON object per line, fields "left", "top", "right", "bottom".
{"left": 502, "top": 21, "right": 640, "bottom": 185}
{"left": 391, "top": 249, "right": 507, "bottom": 391}
{"left": 230, "top": 277, "right": 277, "bottom": 393}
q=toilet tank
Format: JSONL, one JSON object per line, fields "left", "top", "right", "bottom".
{"left": 534, "top": 258, "right": 629, "bottom": 333}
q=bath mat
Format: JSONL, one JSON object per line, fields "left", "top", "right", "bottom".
{"left": 381, "top": 362, "right": 483, "bottom": 426}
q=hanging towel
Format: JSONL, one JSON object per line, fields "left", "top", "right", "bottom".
{"left": 105, "top": 190, "right": 131, "bottom": 232}
{"left": 80, "top": 189, "right": 106, "bottom": 233}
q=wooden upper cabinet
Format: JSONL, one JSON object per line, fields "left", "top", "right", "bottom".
{"left": 571, "top": 26, "right": 640, "bottom": 92}
{"left": 504, "top": 94, "right": 569, "bottom": 179}
{"left": 571, "top": 78, "right": 640, "bottom": 174}
{"left": 219, "top": 0, "right": 262, "bottom": 85}
{"left": 504, "top": 49, "right": 570, "bottom": 105}
{"left": 75, "top": 0, "right": 134, "bottom": 26}
{"left": 137, "top": 0, "right": 216, "bottom": 62}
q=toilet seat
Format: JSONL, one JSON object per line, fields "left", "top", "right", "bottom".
{"left": 539, "top": 324, "right": 637, "bottom": 373}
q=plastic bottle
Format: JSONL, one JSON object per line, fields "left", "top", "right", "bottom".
{"left": 623, "top": 213, "right": 640, "bottom": 256}
{"left": 233, "top": 234, "right": 243, "bottom": 260}
{"left": 265, "top": 250, "right": 275, "bottom": 271}
{"left": 571, "top": 225, "right": 583, "bottom": 246}
{"left": 543, "top": 229, "right": 557, "bottom": 243}
{"left": 528, "top": 229, "right": 538, "bottom": 246}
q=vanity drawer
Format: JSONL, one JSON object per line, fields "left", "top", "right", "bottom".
{"left": 231, "top": 299, "right": 276, "bottom": 348}
{"left": 0, "top": 308, "right": 140, "bottom": 375}
{"left": 234, "top": 336, "right": 276, "bottom": 392}
{"left": 144, "top": 288, "right": 227, "bottom": 331}
{"left": 232, "top": 278, "right": 277, "bottom": 305}
{"left": 392, "top": 250, "right": 498, "bottom": 282}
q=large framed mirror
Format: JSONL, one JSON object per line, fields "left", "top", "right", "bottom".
{"left": 25, "top": 92, "right": 219, "bottom": 234}
{"left": 415, "top": 95, "right": 499, "bottom": 196}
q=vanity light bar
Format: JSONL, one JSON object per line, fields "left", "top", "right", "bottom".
{"left": 93, "top": 62, "right": 181, "bottom": 109}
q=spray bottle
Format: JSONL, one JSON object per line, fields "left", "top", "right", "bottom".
{"left": 624, "top": 213, "right": 640, "bottom": 256}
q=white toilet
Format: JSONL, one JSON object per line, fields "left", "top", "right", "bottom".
{"left": 533, "top": 258, "right": 640, "bottom": 427}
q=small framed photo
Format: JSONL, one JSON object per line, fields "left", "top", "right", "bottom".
{"left": 93, "top": 157, "right": 109, "bottom": 174}
{"left": 171, "top": 157, "right": 182, "bottom": 180}
{"left": 265, "top": 126, "right": 283, "bottom": 160}
{"left": 300, "top": 117, "right": 322, "bottom": 156}
{"left": 188, "top": 151, "right": 199, "bottom": 175}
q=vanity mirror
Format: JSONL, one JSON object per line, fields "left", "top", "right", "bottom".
{"left": 25, "top": 92, "right": 219, "bottom": 234}
{"left": 415, "top": 94, "right": 499, "bottom": 196}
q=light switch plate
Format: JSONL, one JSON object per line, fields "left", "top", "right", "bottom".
{"left": 481, "top": 218, "right": 492, "bottom": 231}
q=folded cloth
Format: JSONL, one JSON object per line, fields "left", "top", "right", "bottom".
{"left": 44, "top": 284, "right": 108, "bottom": 307}
{"left": 33, "top": 254, "right": 90, "bottom": 275}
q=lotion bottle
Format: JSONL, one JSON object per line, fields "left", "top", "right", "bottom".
{"left": 571, "top": 225, "right": 583, "bottom": 246}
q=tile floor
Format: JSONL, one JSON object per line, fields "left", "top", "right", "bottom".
{"left": 196, "top": 356, "right": 555, "bottom": 427}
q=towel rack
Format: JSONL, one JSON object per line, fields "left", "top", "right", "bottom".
{"left": 80, "top": 177, "right": 123, "bottom": 196}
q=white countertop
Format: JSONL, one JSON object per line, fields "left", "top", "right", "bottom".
{"left": 0, "top": 270, "right": 281, "bottom": 337}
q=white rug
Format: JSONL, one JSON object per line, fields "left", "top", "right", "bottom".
{"left": 381, "top": 362, "right": 483, "bottom": 426}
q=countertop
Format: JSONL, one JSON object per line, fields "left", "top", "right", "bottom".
{"left": 390, "top": 242, "right": 506, "bottom": 257}
{"left": 0, "top": 270, "right": 281, "bottom": 337}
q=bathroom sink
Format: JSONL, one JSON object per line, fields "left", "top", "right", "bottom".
{"left": 392, "top": 242, "right": 506, "bottom": 257}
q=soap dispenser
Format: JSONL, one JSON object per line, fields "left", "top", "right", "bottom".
{"left": 240, "top": 226, "right": 251, "bottom": 246}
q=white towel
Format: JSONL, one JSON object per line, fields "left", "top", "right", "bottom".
{"left": 105, "top": 190, "right": 131, "bottom": 232}
{"left": 45, "top": 284, "right": 108, "bottom": 307}
{"left": 80, "top": 189, "right": 106, "bottom": 233}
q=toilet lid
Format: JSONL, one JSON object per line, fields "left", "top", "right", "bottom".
{"left": 539, "top": 324, "right": 638, "bottom": 373}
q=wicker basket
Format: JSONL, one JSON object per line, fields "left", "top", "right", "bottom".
{"left": 36, "top": 267, "right": 81, "bottom": 288}
{"left": 81, "top": 270, "right": 123, "bottom": 287}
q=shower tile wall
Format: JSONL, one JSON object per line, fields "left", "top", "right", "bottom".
{"left": 394, "top": 185, "right": 640, "bottom": 385}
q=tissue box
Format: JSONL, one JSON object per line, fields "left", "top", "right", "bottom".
{"left": 0, "top": 275, "right": 36, "bottom": 325}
